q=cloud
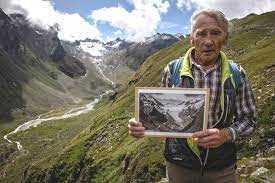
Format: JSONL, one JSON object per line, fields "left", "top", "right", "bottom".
{"left": 176, "top": 0, "right": 275, "bottom": 19}
{"left": 0, "top": 1, "right": 11, "bottom": 11}
{"left": 176, "top": 0, "right": 193, "bottom": 11}
{"left": 1, "top": 0, "right": 101, "bottom": 42}
{"left": 159, "top": 21, "right": 180, "bottom": 30}
{"left": 91, "top": 0, "right": 170, "bottom": 42}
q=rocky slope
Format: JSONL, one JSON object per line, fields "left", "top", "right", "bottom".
{"left": 0, "top": 8, "right": 71, "bottom": 119}
{"left": 102, "top": 33, "right": 181, "bottom": 85}
{"left": 0, "top": 8, "right": 112, "bottom": 120}
{"left": 3, "top": 11, "right": 87, "bottom": 79}
{"left": 0, "top": 11, "right": 274, "bottom": 183}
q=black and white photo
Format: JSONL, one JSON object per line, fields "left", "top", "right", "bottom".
{"left": 135, "top": 87, "right": 210, "bottom": 138}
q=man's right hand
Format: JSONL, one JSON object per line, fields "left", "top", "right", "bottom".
{"left": 128, "top": 118, "right": 145, "bottom": 138}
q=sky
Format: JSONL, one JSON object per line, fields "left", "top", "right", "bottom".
{"left": 1, "top": 0, "right": 275, "bottom": 42}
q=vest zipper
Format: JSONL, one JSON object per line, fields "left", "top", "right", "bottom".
{"left": 191, "top": 148, "right": 203, "bottom": 173}
{"left": 201, "top": 148, "right": 209, "bottom": 176}
{"left": 189, "top": 145, "right": 210, "bottom": 176}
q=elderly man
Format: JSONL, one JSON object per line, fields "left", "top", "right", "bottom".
{"left": 128, "top": 9, "right": 256, "bottom": 183}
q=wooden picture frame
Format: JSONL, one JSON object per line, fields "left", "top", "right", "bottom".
{"left": 135, "top": 87, "right": 210, "bottom": 138}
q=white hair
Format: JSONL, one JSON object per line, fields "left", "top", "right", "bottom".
{"left": 191, "top": 9, "right": 231, "bottom": 38}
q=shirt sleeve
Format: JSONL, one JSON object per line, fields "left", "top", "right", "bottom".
{"left": 228, "top": 67, "right": 257, "bottom": 141}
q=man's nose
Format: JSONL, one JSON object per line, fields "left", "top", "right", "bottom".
{"left": 204, "top": 35, "right": 214, "bottom": 47}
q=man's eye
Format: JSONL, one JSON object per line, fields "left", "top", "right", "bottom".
{"left": 197, "top": 32, "right": 206, "bottom": 36}
{"left": 211, "top": 31, "right": 221, "bottom": 35}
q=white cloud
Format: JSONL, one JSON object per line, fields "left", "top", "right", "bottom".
{"left": 176, "top": 0, "right": 193, "bottom": 11}
{"left": 159, "top": 21, "right": 179, "bottom": 30}
{"left": 91, "top": 0, "right": 170, "bottom": 42}
{"left": 1, "top": 0, "right": 101, "bottom": 42}
{"left": 176, "top": 0, "right": 275, "bottom": 19}
{"left": 0, "top": 1, "right": 11, "bottom": 11}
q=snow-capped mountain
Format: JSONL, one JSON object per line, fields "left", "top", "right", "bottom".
{"left": 78, "top": 39, "right": 107, "bottom": 57}
{"left": 65, "top": 33, "right": 181, "bottom": 85}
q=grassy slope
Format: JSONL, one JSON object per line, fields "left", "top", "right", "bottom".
{"left": 0, "top": 45, "right": 75, "bottom": 117}
{"left": 0, "top": 46, "right": 87, "bottom": 181}
{"left": 1, "top": 11, "right": 274, "bottom": 182}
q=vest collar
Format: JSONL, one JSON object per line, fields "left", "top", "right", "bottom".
{"left": 180, "top": 47, "right": 232, "bottom": 83}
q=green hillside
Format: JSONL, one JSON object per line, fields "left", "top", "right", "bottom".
{"left": 0, "top": 8, "right": 80, "bottom": 120}
{"left": 1, "top": 11, "right": 274, "bottom": 182}
{"left": 0, "top": 46, "right": 74, "bottom": 120}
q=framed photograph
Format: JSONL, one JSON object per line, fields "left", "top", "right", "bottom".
{"left": 135, "top": 87, "right": 210, "bottom": 138}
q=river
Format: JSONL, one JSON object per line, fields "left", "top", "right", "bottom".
{"left": 3, "top": 56, "right": 115, "bottom": 151}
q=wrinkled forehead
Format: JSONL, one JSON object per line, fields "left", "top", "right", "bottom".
{"left": 192, "top": 14, "right": 226, "bottom": 33}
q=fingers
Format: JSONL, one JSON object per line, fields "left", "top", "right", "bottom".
{"left": 195, "top": 136, "right": 220, "bottom": 148}
{"left": 128, "top": 125, "right": 145, "bottom": 132}
{"left": 192, "top": 131, "right": 208, "bottom": 138}
{"left": 197, "top": 135, "right": 217, "bottom": 143}
{"left": 129, "top": 118, "right": 136, "bottom": 123}
{"left": 129, "top": 118, "right": 143, "bottom": 127}
{"left": 192, "top": 129, "right": 219, "bottom": 138}
{"left": 128, "top": 118, "right": 145, "bottom": 138}
{"left": 193, "top": 128, "right": 223, "bottom": 148}
{"left": 129, "top": 130, "right": 145, "bottom": 138}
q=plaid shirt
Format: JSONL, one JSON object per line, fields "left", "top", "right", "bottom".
{"left": 161, "top": 50, "right": 256, "bottom": 141}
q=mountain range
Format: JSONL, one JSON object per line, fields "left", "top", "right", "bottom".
{"left": 0, "top": 8, "right": 179, "bottom": 121}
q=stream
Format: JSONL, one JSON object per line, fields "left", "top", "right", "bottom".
{"left": 3, "top": 89, "right": 113, "bottom": 151}
{"left": 3, "top": 50, "right": 116, "bottom": 151}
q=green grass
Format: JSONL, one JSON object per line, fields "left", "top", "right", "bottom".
{"left": 22, "top": 48, "right": 64, "bottom": 92}
{"left": 1, "top": 11, "right": 275, "bottom": 183}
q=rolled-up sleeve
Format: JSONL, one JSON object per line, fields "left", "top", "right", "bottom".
{"left": 228, "top": 69, "right": 256, "bottom": 141}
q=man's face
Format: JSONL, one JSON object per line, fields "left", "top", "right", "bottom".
{"left": 190, "top": 14, "right": 227, "bottom": 65}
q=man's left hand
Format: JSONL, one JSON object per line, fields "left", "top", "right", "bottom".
{"left": 192, "top": 128, "right": 232, "bottom": 148}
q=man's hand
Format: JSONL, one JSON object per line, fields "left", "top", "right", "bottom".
{"left": 192, "top": 128, "right": 232, "bottom": 148}
{"left": 128, "top": 118, "right": 145, "bottom": 138}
